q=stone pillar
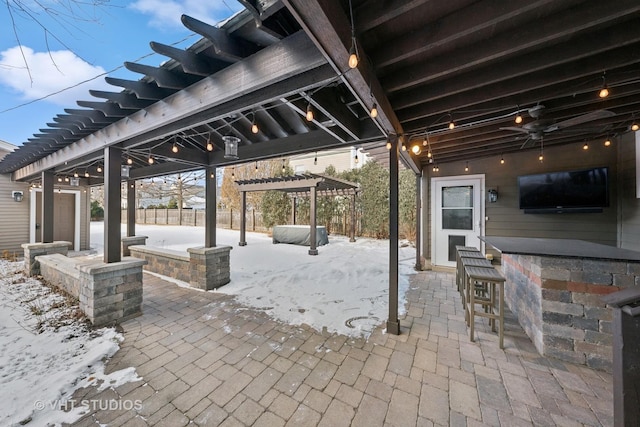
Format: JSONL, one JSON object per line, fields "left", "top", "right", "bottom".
{"left": 77, "top": 258, "right": 146, "bottom": 326}
{"left": 22, "top": 241, "right": 71, "bottom": 276}
{"left": 188, "top": 246, "right": 232, "bottom": 290}
{"left": 122, "top": 235, "right": 148, "bottom": 257}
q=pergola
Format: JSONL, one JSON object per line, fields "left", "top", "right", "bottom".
{"left": 234, "top": 174, "right": 359, "bottom": 255}
{"left": 1, "top": 0, "right": 638, "bottom": 336}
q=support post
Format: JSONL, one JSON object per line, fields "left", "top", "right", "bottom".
{"left": 291, "top": 196, "right": 297, "bottom": 225}
{"left": 349, "top": 193, "right": 356, "bottom": 242}
{"left": 387, "top": 138, "right": 400, "bottom": 335}
{"left": 127, "top": 179, "right": 136, "bottom": 237}
{"left": 415, "top": 173, "right": 422, "bottom": 270}
{"left": 309, "top": 185, "right": 318, "bottom": 255}
{"left": 205, "top": 166, "right": 216, "bottom": 248}
{"left": 239, "top": 191, "right": 247, "bottom": 246}
{"left": 104, "top": 146, "right": 122, "bottom": 263}
{"left": 41, "top": 171, "right": 54, "bottom": 243}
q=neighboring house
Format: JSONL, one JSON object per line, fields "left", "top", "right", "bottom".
{"left": 289, "top": 146, "right": 367, "bottom": 175}
{"left": 0, "top": 139, "right": 91, "bottom": 253}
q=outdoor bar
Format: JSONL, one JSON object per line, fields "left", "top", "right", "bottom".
{"left": 483, "top": 236, "right": 640, "bottom": 371}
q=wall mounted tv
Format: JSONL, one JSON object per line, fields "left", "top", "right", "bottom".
{"left": 518, "top": 166, "right": 609, "bottom": 213}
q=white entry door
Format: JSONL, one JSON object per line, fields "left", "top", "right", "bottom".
{"left": 431, "top": 175, "right": 485, "bottom": 267}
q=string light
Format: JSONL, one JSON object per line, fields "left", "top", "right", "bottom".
{"left": 354, "top": 152, "right": 359, "bottom": 164}
{"left": 84, "top": 170, "right": 90, "bottom": 178}
{"left": 172, "top": 142, "right": 179, "bottom": 153}
{"left": 251, "top": 112, "right": 259, "bottom": 134}
{"left": 632, "top": 123, "right": 639, "bottom": 131}
{"left": 314, "top": 152, "right": 317, "bottom": 165}
{"left": 206, "top": 134, "right": 214, "bottom": 151}
{"left": 97, "top": 165, "right": 102, "bottom": 173}
{"left": 347, "top": 0, "right": 358, "bottom": 69}
{"left": 73, "top": 171, "right": 79, "bottom": 178}
{"left": 464, "top": 162, "right": 469, "bottom": 172}
{"left": 448, "top": 113, "right": 455, "bottom": 130}
{"left": 127, "top": 156, "right": 133, "bottom": 165}
{"left": 515, "top": 112, "right": 523, "bottom": 124}
{"left": 583, "top": 142, "right": 589, "bottom": 150}
{"left": 281, "top": 159, "right": 286, "bottom": 174}
{"left": 255, "top": 161, "right": 258, "bottom": 171}
{"left": 148, "top": 151, "right": 154, "bottom": 164}
{"left": 306, "top": 103, "right": 314, "bottom": 121}
{"left": 599, "top": 72, "right": 609, "bottom": 98}
{"left": 231, "top": 167, "right": 235, "bottom": 179}
{"left": 411, "top": 144, "right": 421, "bottom": 155}
{"left": 57, "top": 177, "right": 62, "bottom": 182}
{"left": 500, "top": 156, "right": 505, "bottom": 165}
{"left": 386, "top": 139, "right": 392, "bottom": 150}
{"left": 604, "top": 138, "right": 611, "bottom": 146}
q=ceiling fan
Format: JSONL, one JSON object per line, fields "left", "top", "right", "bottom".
{"left": 501, "top": 104, "right": 615, "bottom": 148}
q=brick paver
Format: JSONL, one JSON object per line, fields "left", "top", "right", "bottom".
{"left": 68, "top": 271, "right": 613, "bottom": 426}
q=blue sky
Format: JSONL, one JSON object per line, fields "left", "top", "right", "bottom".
{"left": 0, "top": 0, "right": 243, "bottom": 146}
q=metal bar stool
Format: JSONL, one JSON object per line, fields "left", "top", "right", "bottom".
{"left": 464, "top": 265, "right": 506, "bottom": 349}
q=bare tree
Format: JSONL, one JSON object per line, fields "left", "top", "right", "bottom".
{"left": 220, "top": 159, "right": 286, "bottom": 211}
{"left": 4, "top": 0, "right": 112, "bottom": 81}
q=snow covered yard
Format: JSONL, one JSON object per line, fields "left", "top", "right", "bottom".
{"left": 0, "top": 260, "right": 141, "bottom": 427}
{"left": 92, "top": 222, "right": 418, "bottom": 339}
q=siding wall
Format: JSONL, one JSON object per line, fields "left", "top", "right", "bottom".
{"left": 421, "top": 139, "right": 621, "bottom": 264}
{"left": 619, "top": 131, "right": 640, "bottom": 251}
{"left": 0, "top": 172, "right": 30, "bottom": 254}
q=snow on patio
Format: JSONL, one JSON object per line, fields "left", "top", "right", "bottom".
{"left": 0, "top": 260, "right": 141, "bottom": 427}
{"left": 91, "top": 222, "right": 417, "bottom": 338}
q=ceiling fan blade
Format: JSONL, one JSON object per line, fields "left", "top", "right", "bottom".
{"left": 547, "top": 110, "right": 615, "bottom": 131}
{"left": 519, "top": 136, "right": 533, "bottom": 149}
{"left": 500, "top": 126, "right": 529, "bottom": 134}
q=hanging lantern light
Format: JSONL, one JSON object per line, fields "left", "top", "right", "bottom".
{"left": 223, "top": 135, "right": 240, "bottom": 160}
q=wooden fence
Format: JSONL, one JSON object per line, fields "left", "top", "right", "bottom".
{"left": 121, "top": 208, "right": 362, "bottom": 236}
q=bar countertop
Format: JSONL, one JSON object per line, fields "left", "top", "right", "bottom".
{"left": 481, "top": 236, "right": 640, "bottom": 262}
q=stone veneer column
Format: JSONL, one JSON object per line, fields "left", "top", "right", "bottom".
{"left": 122, "top": 235, "right": 148, "bottom": 257}
{"left": 77, "top": 257, "right": 147, "bottom": 326}
{"left": 22, "top": 241, "right": 72, "bottom": 276}
{"left": 187, "top": 246, "right": 232, "bottom": 290}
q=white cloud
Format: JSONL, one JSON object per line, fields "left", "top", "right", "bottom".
{"left": 0, "top": 46, "right": 111, "bottom": 106}
{"left": 130, "top": 0, "right": 240, "bottom": 29}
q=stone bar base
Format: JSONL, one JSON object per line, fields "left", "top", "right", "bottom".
{"left": 503, "top": 254, "right": 640, "bottom": 371}
{"left": 36, "top": 254, "right": 146, "bottom": 326}
{"left": 22, "top": 241, "right": 72, "bottom": 276}
{"left": 122, "top": 235, "right": 148, "bottom": 257}
{"left": 129, "top": 245, "right": 232, "bottom": 290}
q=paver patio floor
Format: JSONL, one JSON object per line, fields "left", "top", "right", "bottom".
{"left": 69, "top": 270, "right": 613, "bottom": 426}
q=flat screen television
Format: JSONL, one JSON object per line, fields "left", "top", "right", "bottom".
{"left": 518, "top": 166, "right": 609, "bottom": 213}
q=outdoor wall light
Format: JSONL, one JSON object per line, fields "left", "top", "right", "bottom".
{"left": 488, "top": 189, "right": 498, "bottom": 203}
{"left": 12, "top": 191, "right": 24, "bottom": 202}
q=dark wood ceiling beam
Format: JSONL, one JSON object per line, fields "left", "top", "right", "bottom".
{"left": 390, "top": 18, "right": 640, "bottom": 108}
{"left": 89, "top": 90, "right": 155, "bottom": 110}
{"left": 384, "top": 0, "right": 640, "bottom": 93}
{"left": 372, "top": 0, "right": 573, "bottom": 69}
{"left": 308, "top": 87, "right": 360, "bottom": 140}
{"left": 283, "top": 96, "right": 351, "bottom": 144}
{"left": 105, "top": 76, "right": 176, "bottom": 100}
{"left": 397, "top": 45, "right": 640, "bottom": 125}
{"left": 255, "top": 108, "right": 289, "bottom": 138}
{"left": 63, "top": 109, "right": 116, "bottom": 125}
{"left": 355, "top": 0, "right": 437, "bottom": 33}
{"left": 76, "top": 101, "right": 129, "bottom": 118}
{"left": 147, "top": 145, "right": 209, "bottom": 167}
{"left": 238, "top": 0, "right": 286, "bottom": 43}
{"left": 271, "top": 100, "right": 310, "bottom": 134}
{"left": 150, "top": 41, "right": 222, "bottom": 76}
{"left": 181, "top": 15, "right": 252, "bottom": 63}
{"left": 282, "top": 0, "right": 418, "bottom": 173}
{"left": 124, "top": 62, "right": 200, "bottom": 89}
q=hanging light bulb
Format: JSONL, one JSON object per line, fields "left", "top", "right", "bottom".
{"left": 127, "top": 157, "right": 133, "bottom": 165}
{"left": 64, "top": 176, "right": 69, "bottom": 182}
{"left": 251, "top": 113, "right": 259, "bottom": 134}
{"left": 172, "top": 142, "right": 179, "bottom": 153}
{"left": 354, "top": 152, "right": 359, "bottom": 164}
{"left": 464, "top": 162, "right": 469, "bottom": 172}
{"left": 386, "top": 139, "right": 392, "bottom": 150}
{"left": 281, "top": 159, "right": 286, "bottom": 174}
{"left": 370, "top": 102, "right": 378, "bottom": 118}
{"left": 57, "top": 177, "right": 62, "bottom": 182}
{"left": 84, "top": 170, "right": 90, "bottom": 178}
{"left": 604, "top": 138, "right": 612, "bottom": 146}
{"left": 515, "top": 112, "right": 523, "bottom": 124}
{"left": 306, "top": 103, "right": 314, "bottom": 121}
{"left": 231, "top": 168, "right": 235, "bottom": 179}
{"left": 255, "top": 161, "right": 258, "bottom": 171}
{"left": 411, "top": 144, "right": 421, "bottom": 155}
{"left": 206, "top": 134, "right": 214, "bottom": 151}
{"left": 148, "top": 152, "right": 154, "bottom": 164}
{"left": 500, "top": 156, "right": 505, "bottom": 165}
{"left": 599, "top": 72, "right": 609, "bottom": 98}
{"left": 73, "top": 171, "right": 79, "bottom": 178}
{"left": 632, "top": 123, "right": 639, "bottom": 132}
{"left": 401, "top": 140, "right": 407, "bottom": 151}
{"left": 97, "top": 165, "right": 102, "bottom": 173}
{"left": 583, "top": 142, "right": 589, "bottom": 150}
{"left": 348, "top": 42, "right": 359, "bottom": 69}
{"left": 314, "top": 152, "right": 318, "bottom": 165}
{"left": 427, "top": 150, "right": 432, "bottom": 158}
{"left": 210, "top": 172, "right": 214, "bottom": 179}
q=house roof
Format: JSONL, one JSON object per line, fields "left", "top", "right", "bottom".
{"left": 1, "top": 1, "right": 639, "bottom": 180}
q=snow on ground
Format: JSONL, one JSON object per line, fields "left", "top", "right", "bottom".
{"left": 91, "top": 222, "right": 417, "bottom": 338}
{"left": 0, "top": 260, "right": 141, "bottom": 427}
